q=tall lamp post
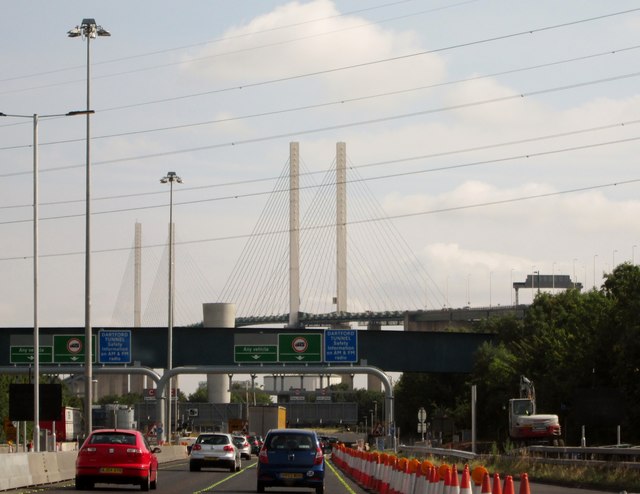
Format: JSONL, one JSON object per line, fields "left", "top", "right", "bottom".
{"left": 1, "top": 110, "right": 91, "bottom": 451}
{"left": 68, "top": 18, "right": 110, "bottom": 437}
{"left": 161, "top": 171, "right": 182, "bottom": 443}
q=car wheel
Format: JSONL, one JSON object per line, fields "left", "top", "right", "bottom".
{"left": 189, "top": 461, "right": 201, "bottom": 472}
{"left": 315, "top": 484, "right": 324, "bottom": 494}
{"left": 150, "top": 470, "right": 158, "bottom": 490}
{"left": 229, "top": 460, "right": 236, "bottom": 472}
{"left": 257, "top": 480, "right": 265, "bottom": 493}
{"left": 140, "top": 472, "right": 150, "bottom": 491}
{"left": 75, "top": 477, "right": 93, "bottom": 490}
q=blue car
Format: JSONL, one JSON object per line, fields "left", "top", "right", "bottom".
{"left": 256, "top": 429, "right": 325, "bottom": 494}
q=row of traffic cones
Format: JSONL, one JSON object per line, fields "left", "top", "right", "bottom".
{"left": 330, "top": 444, "right": 532, "bottom": 494}
{"left": 479, "top": 471, "right": 531, "bottom": 494}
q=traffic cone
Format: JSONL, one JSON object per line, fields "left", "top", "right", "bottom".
{"left": 503, "top": 475, "right": 515, "bottom": 494}
{"left": 480, "top": 472, "right": 492, "bottom": 494}
{"left": 460, "top": 465, "right": 472, "bottom": 494}
{"left": 518, "top": 473, "right": 531, "bottom": 494}
{"left": 439, "top": 465, "right": 450, "bottom": 494}
{"left": 450, "top": 464, "right": 460, "bottom": 494}
{"left": 428, "top": 465, "right": 440, "bottom": 494}
{"left": 442, "top": 466, "right": 451, "bottom": 494}
{"left": 492, "top": 473, "right": 502, "bottom": 494}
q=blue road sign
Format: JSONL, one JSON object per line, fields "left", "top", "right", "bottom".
{"left": 98, "top": 330, "right": 131, "bottom": 364}
{"left": 324, "top": 329, "right": 357, "bottom": 363}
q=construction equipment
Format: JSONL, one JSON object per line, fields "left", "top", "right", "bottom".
{"left": 508, "top": 375, "right": 561, "bottom": 445}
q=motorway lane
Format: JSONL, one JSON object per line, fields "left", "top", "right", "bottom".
{"left": 1, "top": 457, "right": 369, "bottom": 494}
{"left": 0, "top": 458, "right": 619, "bottom": 494}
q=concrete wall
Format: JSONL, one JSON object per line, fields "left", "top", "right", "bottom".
{"left": 0, "top": 445, "right": 188, "bottom": 491}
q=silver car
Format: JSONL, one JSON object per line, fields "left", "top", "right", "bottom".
{"left": 189, "top": 433, "right": 241, "bottom": 472}
{"left": 232, "top": 435, "right": 252, "bottom": 459}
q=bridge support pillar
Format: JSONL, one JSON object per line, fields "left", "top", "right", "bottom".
{"left": 203, "top": 303, "right": 235, "bottom": 403}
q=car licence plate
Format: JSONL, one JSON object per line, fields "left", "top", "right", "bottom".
{"left": 99, "top": 467, "right": 123, "bottom": 474}
{"left": 280, "top": 473, "right": 303, "bottom": 479}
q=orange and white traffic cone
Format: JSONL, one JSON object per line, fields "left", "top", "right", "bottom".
{"left": 449, "top": 464, "right": 460, "bottom": 494}
{"left": 492, "top": 473, "right": 502, "bottom": 494}
{"left": 480, "top": 472, "right": 492, "bottom": 494}
{"left": 503, "top": 475, "right": 515, "bottom": 494}
{"left": 460, "top": 465, "right": 473, "bottom": 494}
{"left": 518, "top": 473, "right": 531, "bottom": 494}
{"left": 428, "top": 465, "right": 440, "bottom": 494}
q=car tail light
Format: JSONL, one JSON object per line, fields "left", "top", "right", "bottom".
{"left": 83, "top": 447, "right": 97, "bottom": 453}
{"left": 126, "top": 448, "right": 142, "bottom": 454}
{"left": 192, "top": 444, "right": 202, "bottom": 451}
{"left": 314, "top": 446, "right": 323, "bottom": 465}
{"left": 258, "top": 447, "right": 268, "bottom": 464}
{"left": 223, "top": 445, "right": 234, "bottom": 452}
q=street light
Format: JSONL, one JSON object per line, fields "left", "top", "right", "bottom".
{"left": 161, "top": 171, "right": 182, "bottom": 443}
{"left": 68, "top": 17, "right": 110, "bottom": 438}
{"left": 1, "top": 109, "right": 92, "bottom": 451}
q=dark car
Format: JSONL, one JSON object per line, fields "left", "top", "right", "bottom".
{"left": 319, "top": 435, "right": 338, "bottom": 454}
{"left": 75, "top": 428, "right": 160, "bottom": 491}
{"left": 256, "top": 428, "right": 324, "bottom": 494}
{"left": 247, "top": 435, "right": 263, "bottom": 455}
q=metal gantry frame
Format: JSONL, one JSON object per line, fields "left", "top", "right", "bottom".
{"left": 1, "top": 364, "right": 393, "bottom": 445}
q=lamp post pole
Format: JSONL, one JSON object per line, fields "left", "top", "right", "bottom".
{"left": 68, "top": 18, "right": 110, "bottom": 439}
{"left": 1, "top": 110, "right": 91, "bottom": 451}
{"left": 161, "top": 172, "right": 182, "bottom": 444}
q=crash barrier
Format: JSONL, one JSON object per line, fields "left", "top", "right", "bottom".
{"left": 0, "top": 445, "right": 188, "bottom": 492}
{"left": 331, "top": 444, "right": 532, "bottom": 494}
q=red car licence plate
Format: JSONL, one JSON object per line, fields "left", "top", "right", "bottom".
{"left": 99, "top": 467, "right": 123, "bottom": 474}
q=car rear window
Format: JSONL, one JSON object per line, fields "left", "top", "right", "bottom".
{"left": 267, "top": 433, "right": 315, "bottom": 451}
{"left": 197, "top": 434, "right": 229, "bottom": 445}
{"left": 89, "top": 433, "right": 137, "bottom": 445}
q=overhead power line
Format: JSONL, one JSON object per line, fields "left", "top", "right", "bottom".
{"left": 2, "top": 68, "right": 639, "bottom": 180}
{"left": 0, "top": 177, "right": 637, "bottom": 263}
{"left": 3, "top": 43, "right": 638, "bottom": 150}
{"left": 0, "top": 0, "right": 470, "bottom": 86}
{"left": 1, "top": 133, "right": 639, "bottom": 225}
{"left": 2, "top": 118, "right": 640, "bottom": 212}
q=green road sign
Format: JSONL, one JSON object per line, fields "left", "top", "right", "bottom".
{"left": 234, "top": 344, "right": 278, "bottom": 363}
{"left": 53, "top": 335, "right": 96, "bottom": 363}
{"left": 10, "top": 346, "right": 53, "bottom": 364}
{"left": 278, "top": 333, "right": 322, "bottom": 362}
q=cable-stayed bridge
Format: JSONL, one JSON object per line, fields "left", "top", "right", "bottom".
{"left": 110, "top": 143, "right": 578, "bottom": 329}
{"left": 111, "top": 142, "right": 447, "bottom": 328}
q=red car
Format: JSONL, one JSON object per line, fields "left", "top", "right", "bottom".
{"left": 75, "top": 429, "right": 161, "bottom": 491}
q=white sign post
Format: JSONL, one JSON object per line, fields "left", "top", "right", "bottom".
{"left": 417, "top": 407, "right": 427, "bottom": 442}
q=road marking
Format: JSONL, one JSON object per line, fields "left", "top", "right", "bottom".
{"left": 192, "top": 461, "right": 255, "bottom": 493}
{"left": 327, "top": 458, "right": 358, "bottom": 494}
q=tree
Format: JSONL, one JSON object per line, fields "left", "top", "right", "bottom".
{"left": 187, "top": 382, "right": 208, "bottom": 403}
{"left": 603, "top": 263, "right": 640, "bottom": 428}
{"left": 394, "top": 372, "right": 468, "bottom": 443}
{"left": 97, "top": 393, "right": 143, "bottom": 407}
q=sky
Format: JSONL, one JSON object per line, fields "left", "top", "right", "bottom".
{"left": 2, "top": 1, "right": 640, "bottom": 392}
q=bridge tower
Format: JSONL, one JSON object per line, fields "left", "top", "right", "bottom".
{"left": 289, "top": 142, "right": 300, "bottom": 328}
